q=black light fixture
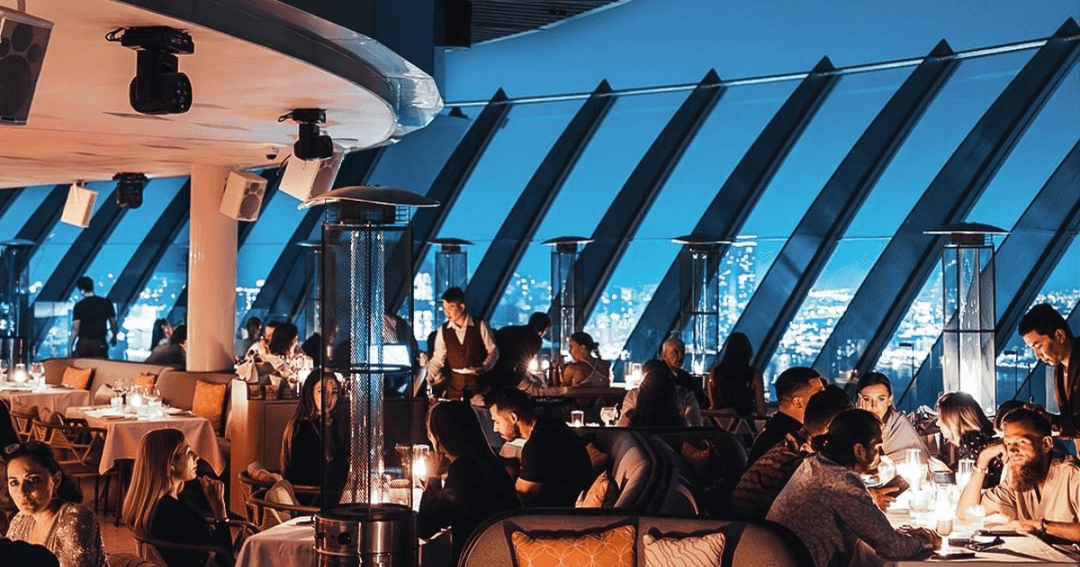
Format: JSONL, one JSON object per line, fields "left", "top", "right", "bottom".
{"left": 114, "top": 172, "right": 148, "bottom": 209}
{"left": 107, "top": 26, "right": 194, "bottom": 115}
{"left": 282, "top": 108, "right": 334, "bottom": 161}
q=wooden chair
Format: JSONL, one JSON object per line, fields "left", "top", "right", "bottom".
{"left": 9, "top": 405, "right": 39, "bottom": 443}
{"left": 32, "top": 418, "right": 116, "bottom": 515}
{"left": 237, "top": 470, "right": 319, "bottom": 527}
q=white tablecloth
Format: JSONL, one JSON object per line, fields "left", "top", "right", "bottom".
{"left": 236, "top": 516, "right": 450, "bottom": 567}
{"left": 67, "top": 406, "right": 225, "bottom": 474}
{"left": 865, "top": 511, "right": 1080, "bottom": 566}
{"left": 0, "top": 386, "right": 91, "bottom": 413}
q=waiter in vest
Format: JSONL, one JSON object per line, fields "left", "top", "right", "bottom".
{"left": 426, "top": 287, "right": 499, "bottom": 401}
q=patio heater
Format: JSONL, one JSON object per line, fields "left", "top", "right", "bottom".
{"left": 298, "top": 240, "right": 322, "bottom": 342}
{"left": 431, "top": 237, "right": 471, "bottom": 328}
{"left": 300, "top": 186, "right": 438, "bottom": 567}
{"left": 925, "top": 222, "right": 1006, "bottom": 414}
{"left": 0, "top": 239, "right": 33, "bottom": 369}
{"left": 543, "top": 236, "right": 591, "bottom": 363}
{"left": 674, "top": 235, "right": 722, "bottom": 376}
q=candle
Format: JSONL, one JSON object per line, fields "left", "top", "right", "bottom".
{"left": 11, "top": 364, "right": 28, "bottom": 384}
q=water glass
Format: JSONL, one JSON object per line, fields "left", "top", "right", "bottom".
{"left": 961, "top": 504, "right": 986, "bottom": 531}
{"left": 110, "top": 395, "right": 123, "bottom": 410}
{"left": 570, "top": 410, "right": 585, "bottom": 427}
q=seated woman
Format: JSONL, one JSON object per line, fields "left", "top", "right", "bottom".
{"left": 419, "top": 400, "right": 521, "bottom": 563}
{"left": 855, "top": 372, "right": 929, "bottom": 464}
{"left": 558, "top": 332, "right": 610, "bottom": 387}
{"left": 624, "top": 366, "right": 688, "bottom": 427}
{"left": 123, "top": 429, "right": 234, "bottom": 567}
{"left": 706, "top": 332, "right": 766, "bottom": 416}
{"left": 145, "top": 324, "right": 187, "bottom": 368}
{"left": 767, "top": 409, "right": 940, "bottom": 567}
{"left": 280, "top": 370, "right": 348, "bottom": 495}
{"left": 4, "top": 442, "right": 109, "bottom": 567}
{"left": 936, "top": 391, "right": 1002, "bottom": 488}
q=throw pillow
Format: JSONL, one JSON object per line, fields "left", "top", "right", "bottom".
{"left": 642, "top": 529, "right": 726, "bottom": 567}
{"left": 511, "top": 524, "right": 635, "bottom": 567}
{"left": 62, "top": 366, "right": 93, "bottom": 390}
{"left": 192, "top": 381, "right": 228, "bottom": 434}
{"left": 135, "top": 372, "right": 158, "bottom": 388}
{"left": 575, "top": 470, "right": 620, "bottom": 508}
{"left": 584, "top": 442, "right": 611, "bottom": 473}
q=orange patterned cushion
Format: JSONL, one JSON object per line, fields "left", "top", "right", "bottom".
{"left": 62, "top": 366, "right": 93, "bottom": 390}
{"left": 192, "top": 381, "right": 227, "bottom": 434}
{"left": 576, "top": 471, "right": 619, "bottom": 508}
{"left": 511, "top": 524, "right": 635, "bottom": 567}
{"left": 135, "top": 372, "right": 157, "bottom": 387}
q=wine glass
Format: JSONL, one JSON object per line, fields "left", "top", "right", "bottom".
{"left": 600, "top": 406, "right": 618, "bottom": 427}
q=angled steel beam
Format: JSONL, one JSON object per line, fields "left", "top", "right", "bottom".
{"left": 412, "top": 89, "right": 511, "bottom": 273}
{"left": 621, "top": 59, "right": 838, "bottom": 363}
{"left": 575, "top": 69, "right": 725, "bottom": 322}
{"left": 901, "top": 139, "right": 1080, "bottom": 407}
{"left": 815, "top": 19, "right": 1080, "bottom": 378}
{"left": 109, "top": 181, "right": 191, "bottom": 324}
{"left": 740, "top": 42, "right": 958, "bottom": 370}
{"left": 0, "top": 188, "right": 23, "bottom": 222}
{"left": 246, "top": 147, "right": 385, "bottom": 322}
{"left": 15, "top": 185, "right": 68, "bottom": 247}
{"left": 467, "top": 80, "right": 616, "bottom": 321}
{"left": 32, "top": 187, "right": 129, "bottom": 347}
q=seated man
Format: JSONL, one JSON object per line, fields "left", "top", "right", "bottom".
{"left": 731, "top": 385, "right": 853, "bottom": 520}
{"left": 747, "top": 367, "right": 825, "bottom": 465}
{"left": 661, "top": 337, "right": 708, "bottom": 407}
{"left": 490, "top": 388, "right": 593, "bottom": 507}
{"left": 957, "top": 408, "right": 1080, "bottom": 541}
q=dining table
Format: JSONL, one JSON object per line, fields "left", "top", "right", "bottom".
{"left": 0, "top": 383, "right": 92, "bottom": 413}
{"left": 67, "top": 405, "right": 225, "bottom": 474}
{"left": 850, "top": 507, "right": 1080, "bottom": 566}
{"left": 235, "top": 514, "right": 451, "bottom": 567}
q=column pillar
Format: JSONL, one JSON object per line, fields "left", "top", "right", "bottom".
{"left": 188, "top": 165, "right": 237, "bottom": 371}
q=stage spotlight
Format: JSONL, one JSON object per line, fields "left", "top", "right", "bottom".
{"left": 107, "top": 26, "right": 193, "bottom": 115}
{"left": 114, "top": 172, "right": 148, "bottom": 209}
{"left": 282, "top": 108, "right": 334, "bottom": 161}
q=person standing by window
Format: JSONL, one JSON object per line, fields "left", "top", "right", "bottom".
{"left": 70, "top": 276, "right": 117, "bottom": 359}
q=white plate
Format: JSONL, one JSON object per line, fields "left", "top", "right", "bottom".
{"left": 165, "top": 407, "right": 187, "bottom": 415}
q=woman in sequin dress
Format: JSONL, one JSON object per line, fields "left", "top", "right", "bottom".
{"left": 5, "top": 442, "right": 109, "bottom": 567}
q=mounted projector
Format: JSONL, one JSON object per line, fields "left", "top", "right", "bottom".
{"left": 114, "top": 172, "right": 148, "bottom": 209}
{"left": 280, "top": 145, "right": 344, "bottom": 201}
{"left": 0, "top": 7, "right": 53, "bottom": 125}
{"left": 282, "top": 108, "right": 334, "bottom": 161}
{"left": 108, "top": 26, "right": 194, "bottom": 115}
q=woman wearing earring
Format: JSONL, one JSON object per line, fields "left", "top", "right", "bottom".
{"left": 855, "top": 372, "right": 929, "bottom": 463}
{"left": 558, "top": 332, "right": 611, "bottom": 387}
{"left": 122, "top": 429, "right": 234, "bottom": 567}
{"left": 4, "top": 442, "right": 109, "bottom": 567}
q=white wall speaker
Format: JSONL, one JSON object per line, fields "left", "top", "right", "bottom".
{"left": 0, "top": 8, "right": 53, "bottom": 125}
{"left": 61, "top": 183, "right": 97, "bottom": 227}
{"left": 220, "top": 170, "right": 268, "bottom": 221}
{"left": 279, "top": 146, "right": 344, "bottom": 201}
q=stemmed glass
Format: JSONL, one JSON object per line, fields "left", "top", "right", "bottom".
{"left": 600, "top": 406, "right": 619, "bottom": 427}
{"left": 30, "top": 362, "right": 44, "bottom": 387}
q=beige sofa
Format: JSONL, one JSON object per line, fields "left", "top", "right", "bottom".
{"left": 459, "top": 510, "right": 812, "bottom": 567}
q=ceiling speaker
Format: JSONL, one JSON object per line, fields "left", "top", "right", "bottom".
{"left": 0, "top": 8, "right": 53, "bottom": 125}
{"left": 61, "top": 183, "right": 97, "bottom": 228}
{"left": 220, "top": 170, "right": 268, "bottom": 221}
{"left": 279, "top": 147, "right": 344, "bottom": 201}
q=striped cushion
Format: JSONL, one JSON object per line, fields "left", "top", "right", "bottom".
{"left": 642, "top": 530, "right": 725, "bottom": 567}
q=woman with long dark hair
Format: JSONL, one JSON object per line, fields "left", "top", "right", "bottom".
{"left": 280, "top": 370, "right": 347, "bottom": 494}
{"left": 855, "top": 372, "right": 929, "bottom": 463}
{"left": 768, "top": 409, "right": 939, "bottom": 567}
{"left": 5, "top": 442, "right": 108, "bottom": 567}
{"left": 418, "top": 400, "right": 520, "bottom": 562}
{"left": 122, "top": 429, "right": 233, "bottom": 567}
{"left": 706, "top": 332, "right": 766, "bottom": 416}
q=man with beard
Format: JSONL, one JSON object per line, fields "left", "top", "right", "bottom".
{"left": 958, "top": 408, "right": 1080, "bottom": 541}
{"left": 489, "top": 387, "right": 593, "bottom": 507}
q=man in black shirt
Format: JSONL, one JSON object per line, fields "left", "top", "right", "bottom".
{"left": 70, "top": 276, "right": 117, "bottom": 358}
{"left": 747, "top": 366, "right": 824, "bottom": 464}
{"left": 490, "top": 387, "right": 592, "bottom": 507}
